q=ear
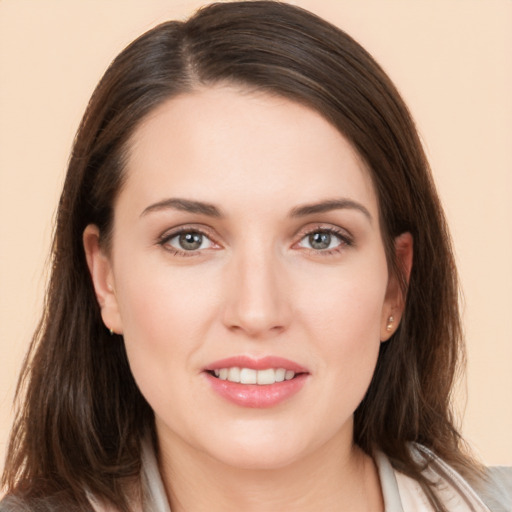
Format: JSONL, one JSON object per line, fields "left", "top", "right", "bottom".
{"left": 380, "top": 232, "right": 413, "bottom": 341}
{"left": 83, "top": 224, "right": 123, "bottom": 335}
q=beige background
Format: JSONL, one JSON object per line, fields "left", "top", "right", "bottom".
{"left": 1, "top": 0, "right": 511, "bottom": 474}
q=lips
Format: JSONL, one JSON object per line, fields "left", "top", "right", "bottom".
{"left": 204, "top": 356, "right": 309, "bottom": 408}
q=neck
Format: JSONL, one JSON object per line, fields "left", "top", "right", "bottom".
{"left": 156, "top": 431, "right": 383, "bottom": 512}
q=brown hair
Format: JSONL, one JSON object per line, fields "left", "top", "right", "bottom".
{"left": 2, "top": 2, "right": 479, "bottom": 510}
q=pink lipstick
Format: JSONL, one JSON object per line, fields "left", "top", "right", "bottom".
{"left": 204, "top": 356, "right": 309, "bottom": 408}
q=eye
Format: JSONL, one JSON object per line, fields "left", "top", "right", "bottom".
{"left": 165, "top": 231, "right": 214, "bottom": 252}
{"left": 297, "top": 229, "right": 348, "bottom": 252}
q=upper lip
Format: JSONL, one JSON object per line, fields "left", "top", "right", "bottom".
{"left": 204, "top": 355, "right": 308, "bottom": 373}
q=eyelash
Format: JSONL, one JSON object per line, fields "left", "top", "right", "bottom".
{"left": 158, "top": 226, "right": 218, "bottom": 257}
{"left": 295, "top": 225, "right": 353, "bottom": 256}
{"left": 157, "top": 225, "right": 353, "bottom": 257}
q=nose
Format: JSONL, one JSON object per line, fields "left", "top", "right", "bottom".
{"left": 222, "top": 245, "right": 292, "bottom": 338}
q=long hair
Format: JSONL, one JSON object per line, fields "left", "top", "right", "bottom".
{"left": 2, "top": 2, "right": 478, "bottom": 510}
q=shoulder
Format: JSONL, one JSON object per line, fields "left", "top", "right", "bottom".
{"left": 0, "top": 495, "right": 33, "bottom": 512}
{"left": 478, "top": 466, "right": 512, "bottom": 512}
{"left": 412, "top": 444, "right": 512, "bottom": 512}
{"left": 0, "top": 496, "right": 32, "bottom": 512}
{"left": 0, "top": 494, "right": 94, "bottom": 512}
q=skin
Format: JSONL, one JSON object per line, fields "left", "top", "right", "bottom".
{"left": 84, "top": 85, "right": 412, "bottom": 511}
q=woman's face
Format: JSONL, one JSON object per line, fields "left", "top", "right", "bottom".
{"left": 86, "top": 85, "right": 408, "bottom": 470}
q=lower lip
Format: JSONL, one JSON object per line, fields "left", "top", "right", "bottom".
{"left": 205, "top": 373, "right": 309, "bottom": 408}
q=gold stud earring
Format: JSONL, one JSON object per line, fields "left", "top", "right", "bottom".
{"left": 386, "top": 315, "right": 394, "bottom": 332}
{"left": 109, "top": 327, "right": 114, "bottom": 336}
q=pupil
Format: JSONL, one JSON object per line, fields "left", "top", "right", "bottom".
{"left": 310, "top": 232, "right": 330, "bottom": 250}
{"left": 179, "top": 232, "right": 202, "bottom": 250}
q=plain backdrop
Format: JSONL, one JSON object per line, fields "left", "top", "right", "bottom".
{"left": 1, "top": 0, "right": 511, "bottom": 474}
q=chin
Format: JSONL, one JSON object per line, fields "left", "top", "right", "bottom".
{"left": 200, "top": 425, "right": 317, "bottom": 471}
{"left": 212, "top": 444, "right": 305, "bottom": 471}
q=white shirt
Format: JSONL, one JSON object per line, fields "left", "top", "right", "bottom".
{"left": 126, "top": 440, "right": 510, "bottom": 512}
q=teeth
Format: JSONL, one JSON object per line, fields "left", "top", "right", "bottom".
{"left": 240, "top": 368, "right": 257, "bottom": 384}
{"left": 275, "top": 368, "right": 286, "bottom": 382}
{"left": 212, "top": 367, "right": 296, "bottom": 385}
{"left": 228, "top": 367, "right": 240, "bottom": 383}
{"left": 257, "top": 368, "right": 275, "bottom": 385}
{"left": 285, "top": 370, "right": 295, "bottom": 381}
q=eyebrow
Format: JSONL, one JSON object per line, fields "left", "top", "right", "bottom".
{"left": 140, "top": 197, "right": 372, "bottom": 222}
{"left": 140, "top": 198, "right": 222, "bottom": 218}
{"left": 290, "top": 198, "right": 372, "bottom": 222}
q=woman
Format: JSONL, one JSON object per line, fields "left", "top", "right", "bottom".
{"left": 1, "top": 1, "right": 510, "bottom": 511}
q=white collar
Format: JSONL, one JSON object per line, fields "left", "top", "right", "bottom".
{"left": 374, "top": 445, "right": 491, "bottom": 512}
{"left": 137, "top": 439, "right": 491, "bottom": 512}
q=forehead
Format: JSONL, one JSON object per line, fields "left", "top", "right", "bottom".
{"left": 122, "top": 85, "right": 378, "bottom": 219}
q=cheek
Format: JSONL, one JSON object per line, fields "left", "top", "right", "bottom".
{"left": 111, "top": 256, "right": 221, "bottom": 396}
{"left": 115, "top": 250, "right": 219, "bottom": 337}
{"left": 311, "top": 286, "right": 383, "bottom": 381}
{"left": 296, "top": 257, "right": 387, "bottom": 395}
{"left": 297, "top": 256, "right": 388, "bottom": 342}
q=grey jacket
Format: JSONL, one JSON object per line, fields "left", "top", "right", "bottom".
{"left": 1, "top": 443, "right": 511, "bottom": 511}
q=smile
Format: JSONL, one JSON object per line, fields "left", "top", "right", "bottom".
{"left": 204, "top": 356, "right": 309, "bottom": 408}
{"left": 212, "top": 367, "right": 296, "bottom": 385}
